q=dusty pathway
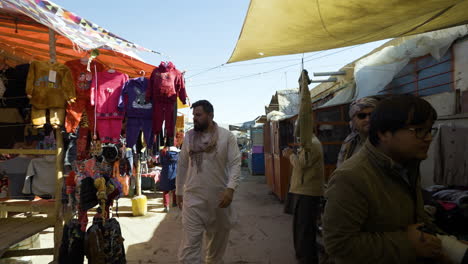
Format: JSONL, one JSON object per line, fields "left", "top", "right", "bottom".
{"left": 30, "top": 169, "right": 295, "bottom": 264}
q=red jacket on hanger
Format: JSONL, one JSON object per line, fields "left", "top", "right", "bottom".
{"left": 145, "top": 61, "right": 187, "bottom": 139}
{"left": 145, "top": 61, "right": 187, "bottom": 104}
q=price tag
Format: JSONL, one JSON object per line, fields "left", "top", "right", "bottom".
{"left": 48, "top": 70, "right": 57, "bottom": 83}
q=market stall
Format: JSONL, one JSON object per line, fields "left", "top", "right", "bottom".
{"left": 0, "top": 0, "right": 189, "bottom": 262}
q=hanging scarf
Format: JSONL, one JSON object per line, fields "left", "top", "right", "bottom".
{"left": 188, "top": 122, "right": 219, "bottom": 172}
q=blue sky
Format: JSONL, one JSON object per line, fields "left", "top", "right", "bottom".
{"left": 55, "top": 0, "right": 388, "bottom": 124}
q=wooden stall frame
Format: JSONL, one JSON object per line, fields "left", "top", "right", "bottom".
{"left": 0, "top": 28, "right": 63, "bottom": 262}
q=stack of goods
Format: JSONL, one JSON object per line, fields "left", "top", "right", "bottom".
{"left": 423, "top": 186, "right": 468, "bottom": 240}
{"left": 59, "top": 155, "right": 126, "bottom": 263}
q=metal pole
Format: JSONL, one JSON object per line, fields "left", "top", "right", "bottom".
{"left": 310, "top": 77, "right": 338, "bottom": 83}
{"left": 313, "top": 71, "right": 346, "bottom": 76}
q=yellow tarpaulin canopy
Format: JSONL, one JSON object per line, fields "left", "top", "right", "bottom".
{"left": 177, "top": 98, "right": 189, "bottom": 109}
{"left": 228, "top": 0, "right": 468, "bottom": 63}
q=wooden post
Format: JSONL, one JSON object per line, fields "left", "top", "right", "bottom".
{"left": 136, "top": 153, "right": 142, "bottom": 197}
{"left": 49, "top": 27, "right": 63, "bottom": 260}
{"left": 49, "top": 29, "right": 56, "bottom": 63}
{"left": 53, "top": 128, "right": 64, "bottom": 260}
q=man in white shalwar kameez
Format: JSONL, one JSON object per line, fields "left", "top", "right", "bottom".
{"left": 176, "top": 100, "right": 241, "bottom": 264}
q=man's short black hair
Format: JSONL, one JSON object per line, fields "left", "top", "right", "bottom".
{"left": 369, "top": 95, "right": 437, "bottom": 146}
{"left": 191, "top": 100, "right": 214, "bottom": 114}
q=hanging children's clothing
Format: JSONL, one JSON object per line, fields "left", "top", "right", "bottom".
{"left": 65, "top": 58, "right": 105, "bottom": 133}
{"left": 23, "top": 155, "right": 56, "bottom": 197}
{"left": 0, "top": 156, "right": 32, "bottom": 199}
{"left": 145, "top": 62, "right": 187, "bottom": 138}
{"left": 118, "top": 77, "right": 153, "bottom": 148}
{"left": 91, "top": 70, "right": 128, "bottom": 143}
{"left": 26, "top": 61, "right": 75, "bottom": 128}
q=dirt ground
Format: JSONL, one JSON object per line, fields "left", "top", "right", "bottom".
{"left": 25, "top": 168, "right": 295, "bottom": 264}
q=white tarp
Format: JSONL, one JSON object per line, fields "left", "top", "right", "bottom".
{"left": 277, "top": 88, "right": 300, "bottom": 116}
{"left": 354, "top": 25, "right": 468, "bottom": 99}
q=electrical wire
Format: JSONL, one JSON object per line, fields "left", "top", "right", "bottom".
{"left": 185, "top": 64, "right": 225, "bottom": 79}
{"left": 189, "top": 45, "right": 361, "bottom": 87}
{"left": 185, "top": 50, "right": 330, "bottom": 79}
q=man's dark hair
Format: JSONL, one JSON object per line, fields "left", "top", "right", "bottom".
{"left": 369, "top": 95, "right": 437, "bottom": 146}
{"left": 191, "top": 100, "right": 214, "bottom": 114}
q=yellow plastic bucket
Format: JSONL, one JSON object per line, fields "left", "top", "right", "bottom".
{"left": 131, "top": 195, "right": 147, "bottom": 216}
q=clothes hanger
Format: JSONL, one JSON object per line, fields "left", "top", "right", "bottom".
{"left": 139, "top": 70, "right": 145, "bottom": 77}
{"left": 108, "top": 64, "right": 116, "bottom": 73}
{"left": 80, "top": 56, "right": 89, "bottom": 65}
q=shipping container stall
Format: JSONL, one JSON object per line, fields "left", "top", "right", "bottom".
{"left": 314, "top": 103, "right": 351, "bottom": 183}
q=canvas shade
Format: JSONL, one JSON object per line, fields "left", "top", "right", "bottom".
{"left": 228, "top": 0, "right": 468, "bottom": 63}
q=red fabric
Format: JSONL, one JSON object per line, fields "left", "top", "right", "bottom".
{"left": 65, "top": 59, "right": 103, "bottom": 133}
{"left": 437, "top": 201, "right": 457, "bottom": 210}
{"left": 117, "top": 175, "right": 129, "bottom": 196}
{"left": 163, "top": 191, "right": 176, "bottom": 207}
{"left": 78, "top": 207, "right": 88, "bottom": 232}
{"left": 76, "top": 127, "right": 91, "bottom": 160}
{"left": 91, "top": 71, "right": 128, "bottom": 119}
{"left": 145, "top": 62, "right": 187, "bottom": 103}
{"left": 66, "top": 171, "right": 76, "bottom": 194}
{"left": 65, "top": 59, "right": 105, "bottom": 100}
{"left": 141, "top": 170, "right": 160, "bottom": 183}
{"left": 65, "top": 100, "right": 95, "bottom": 133}
{"left": 97, "top": 119, "right": 123, "bottom": 143}
{"left": 152, "top": 102, "right": 176, "bottom": 138}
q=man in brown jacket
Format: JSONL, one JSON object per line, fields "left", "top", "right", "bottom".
{"left": 323, "top": 95, "right": 446, "bottom": 264}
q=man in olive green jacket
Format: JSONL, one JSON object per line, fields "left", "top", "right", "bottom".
{"left": 323, "top": 95, "right": 447, "bottom": 264}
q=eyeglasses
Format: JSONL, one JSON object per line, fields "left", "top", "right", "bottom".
{"left": 406, "top": 127, "right": 438, "bottom": 139}
{"left": 356, "top": 112, "right": 372, "bottom": 120}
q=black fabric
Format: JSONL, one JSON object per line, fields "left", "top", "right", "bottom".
{"left": 2, "top": 64, "right": 30, "bottom": 108}
{"left": 64, "top": 130, "right": 78, "bottom": 166}
{"left": 284, "top": 191, "right": 299, "bottom": 215}
{"left": 423, "top": 187, "right": 468, "bottom": 237}
{"left": 434, "top": 203, "right": 468, "bottom": 236}
{"left": 102, "top": 144, "right": 119, "bottom": 163}
{"left": 293, "top": 194, "right": 321, "bottom": 264}
{"left": 85, "top": 217, "right": 126, "bottom": 264}
{"left": 80, "top": 177, "right": 98, "bottom": 211}
{"left": 0, "top": 123, "right": 25, "bottom": 148}
{"left": 85, "top": 218, "right": 106, "bottom": 264}
{"left": 59, "top": 219, "right": 85, "bottom": 264}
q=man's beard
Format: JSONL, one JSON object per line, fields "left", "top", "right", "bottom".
{"left": 194, "top": 121, "right": 208, "bottom": 132}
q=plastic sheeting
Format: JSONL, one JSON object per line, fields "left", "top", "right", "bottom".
{"left": 277, "top": 88, "right": 299, "bottom": 116}
{"left": 354, "top": 25, "right": 468, "bottom": 99}
{"left": 320, "top": 83, "right": 356, "bottom": 108}
{"left": 267, "top": 111, "right": 297, "bottom": 122}
{"left": 228, "top": 0, "right": 468, "bottom": 63}
{"left": 0, "top": 0, "right": 155, "bottom": 57}
{"left": 0, "top": 0, "right": 157, "bottom": 77}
